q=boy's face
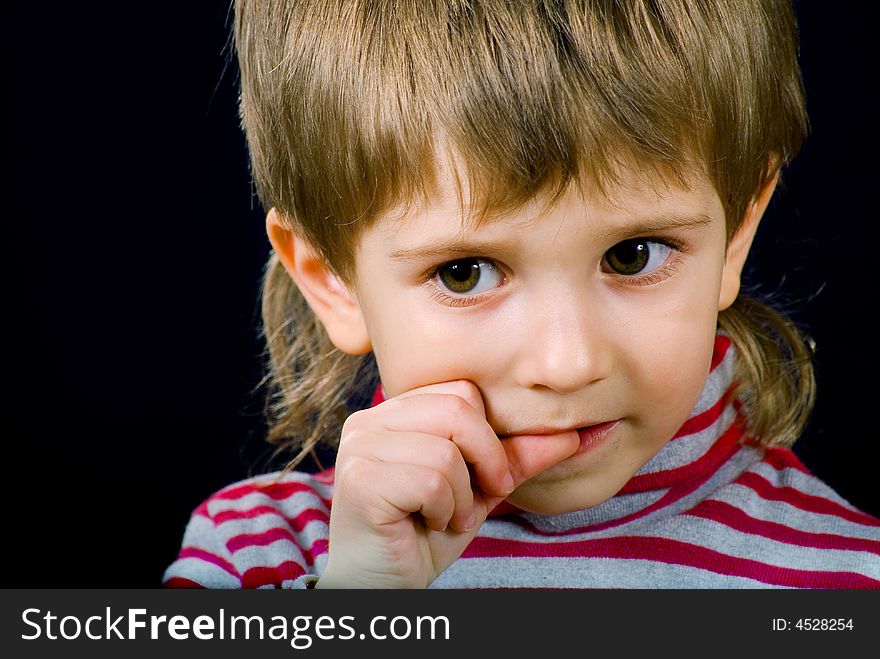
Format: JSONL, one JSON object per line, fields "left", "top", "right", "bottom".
{"left": 347, "top": 167, "right": 732, "bottom": 514}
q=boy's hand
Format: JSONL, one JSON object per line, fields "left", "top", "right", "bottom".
{"left": 316, "top": 380, "right": 580, "bottom": 588}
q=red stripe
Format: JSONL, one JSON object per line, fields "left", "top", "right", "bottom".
{"left": 314, "top": 468, "right": 336, "bottom": 485}
{"left": 463, "top": 535, "right": 880, "bottom": 588}
{"left": 177, "top": 547, "right": 240, "bottom": 578}
{"left": 227, "top": 527, "right": 298, "bottom": 553}
{"left": 227, "top": 528, "right": 329, "bottom": 566}
{"left": 212, "top": 480, "right": 332, "bottom": 508}
{"left": 661, "top": 333, "right": 733, "bottom": 442}
{"left": 241, "top": 561, "right": 307, "bottom": 589}
{"left": 710, "top": 334, "right": 732, "bottom": 370}
{"left": 193, "top": 501, "right": 211, "bottom": 518}
{"left": 736, "top": 471, "right": 880, "bottom": 527}
{"left": 213, "top": 504, "right": 287, "bottom": 524}
{"left": 686, "top": 499, "right": 880, "bottom": 553}
{"left": 163, "top": 577, "right": 206, "bottom": 589}
{"left": 669, "top": 384, "right": 734, "bottom": 441}
{"left": 309, "top": 538, "right": 329, "bottom": 563}
{"left": 762, "top": 447, "right": 811, "bottom": 474}
{"left": 620, "top": 416, "right": 744, "bottom": 494}
{"left": 213, "top": 506, "right": 330, "bottom": 532}
{"left": 287, "top": 508, "right": 331, "bottom": 533}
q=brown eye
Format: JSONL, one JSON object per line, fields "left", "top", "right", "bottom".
{"left": 604, "top": 239, "right": 672, "bottom": 276}
{"left": 436, "top": 258, "right": 501, "bottom": 294}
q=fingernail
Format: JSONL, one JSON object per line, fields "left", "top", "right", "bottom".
{"left": 503, "top": 472, "right": 515, "bottom": 493}
{"left": 464, "top": 512, "right": 477, "bottom": 531}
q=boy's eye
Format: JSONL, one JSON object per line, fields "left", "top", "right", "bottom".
{"left": 436, "top": 258, "right": 502, "bottom": 295}
{"left": 603, "top": 239, "right": 673, "bottom": 276}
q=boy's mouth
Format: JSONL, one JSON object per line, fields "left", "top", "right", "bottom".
{"left": 575, "top": 420, "right": 620, "bottom": 455}
{"left": 499, "top": 419, "right": 621, "bottom": 455}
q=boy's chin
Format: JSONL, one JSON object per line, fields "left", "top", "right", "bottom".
{"left": 505, "top": 477, "right": 623, "bottom": 516}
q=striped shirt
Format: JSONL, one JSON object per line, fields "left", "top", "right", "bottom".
{"left": 163, "top": 336, "right": 880, "bottom": 588}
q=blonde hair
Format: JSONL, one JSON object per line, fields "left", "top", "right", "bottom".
{"left": 234, "top": 0, "right": 815, "bottom": 466}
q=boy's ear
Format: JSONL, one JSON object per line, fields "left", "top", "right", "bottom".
{"left": 718, "top": 172, "right": 779, "bottom": 311}
{"left": 265, "top": 208, "right": 372, "bottom": 355}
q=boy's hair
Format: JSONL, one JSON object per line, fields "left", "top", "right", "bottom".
{"left": 234, "top": 0, "right": 815, "bottom": 467}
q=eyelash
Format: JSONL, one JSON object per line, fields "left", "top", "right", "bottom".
{"left": 424, "top": 236, "right": 687, "bottom": 308}
{"left": 425, "top": 262, "right": 506, "bottom": 308}
{"left": 605, "top": 236, "right": 686, "bottom": 288}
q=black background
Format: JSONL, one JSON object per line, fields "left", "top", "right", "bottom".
{"left": 4, "top": 2, "right": 877, "bottom": 587}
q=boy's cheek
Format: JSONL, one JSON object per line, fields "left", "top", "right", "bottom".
{"left": 373, "top": 335, "right": 493, "bottom": 400}
{"left": 362, "top": 289, "right": 521, "bottom": 400}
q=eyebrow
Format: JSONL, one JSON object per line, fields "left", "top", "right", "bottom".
{"left": 390, "top": 238, "right": 518, "bottom": 262}
{"left": 388, "top": 212, "right": 715, "bottom": 262}
{"left": 596, "top": 211, "right": 714, "bottom": 241}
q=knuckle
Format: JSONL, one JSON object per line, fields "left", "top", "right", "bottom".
{"left": 420, "top": 471, "right": 448, "bottom": 500}
{"left": 435, "top": 441, "right": 462, "bottom": 473}
{"left": 447, "top": 380, "right": 482, "bottom": 407}
{"left": 335, "top": 455, "right": 372, "bottom": 488}
{"left": 339, "top": 416, "right": 360, "bottom": 446}
{"left": 339, "top": 412, "right": 375, "bottom": 449}
{"left": 379, "top": 396, "right": 405, "bottom": 416}
{"left": 443, "top": 393, "right": 473, "bottom": 420}
{"left": 341, "top": 408, "right": 368, "bottom": 434}
{"left": 337, "top": 426, "right": 364, "bottom": 451}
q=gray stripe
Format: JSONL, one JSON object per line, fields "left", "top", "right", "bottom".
{"left": 431, "top": 556, "right": 783, "bottom": 589}
{"left": 483, "top": 488, "right": 669, "bottom": 539}
{"left": 747, "top": 461, "right": 868, "bottom": 511}
{"left": 711, "top": 484, "right": 880, "bottom": 541}
{"left": 691, "top": 345, "right": 736, "bottom": 415}
{"left": 647, "top": 515, "right": 880, "bottom": 578}
{"left": 631, "top": 404, "right": 738, "bottom": 478}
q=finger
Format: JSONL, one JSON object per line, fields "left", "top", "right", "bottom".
{"left": 394, "top": 379, "right": 487, "bottom": 418}
{"left": 501, "top": 430, "right": 581, "bottom": 487}
{"left": 371, "top": 392, "right": 512, "bottom": 498}
{"left": 366, "top": 461, "right": 456, "bottom": 533}
{"left": 340, "top": 430, "right": 476, "bottom": 532}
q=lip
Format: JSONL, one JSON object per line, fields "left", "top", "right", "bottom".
{"left": 499, "top": 419, "right": 620, "bottom": 451}
{"left": 498, "top": 425, "right": 584, "bottom": 437}
{"left": 575, "top": 420, "right": 620, "bottom": 455}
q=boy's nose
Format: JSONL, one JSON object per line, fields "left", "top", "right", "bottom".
{"left": 513, "top": 291, "right": 612, "bottom": 394}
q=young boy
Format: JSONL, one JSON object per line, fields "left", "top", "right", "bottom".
{"left": 164, "top": 0, "right": 880, "bottom": 588}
